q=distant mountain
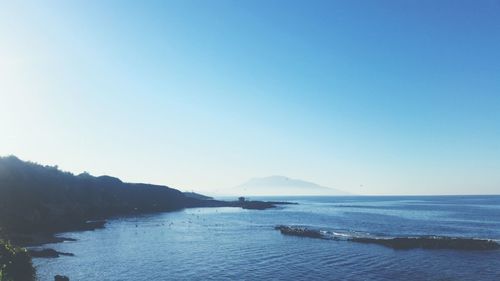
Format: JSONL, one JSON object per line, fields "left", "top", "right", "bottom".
{"left": 231, "top": 175, "right": 348, "bottom": 196}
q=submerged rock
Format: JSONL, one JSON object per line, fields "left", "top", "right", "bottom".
{"left": 275, "top": 225, "right": 325, "bottom": 239}
{"left": 55, "top": 275, "right": 70, "bottom": 281}
{"left": 350, "top": 236, "right": 500, "bottom": 251}
{"left": 29, "top": 248, "right": 75, "bottom": 258}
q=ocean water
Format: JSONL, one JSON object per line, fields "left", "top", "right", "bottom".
{"left": 33, "top": 196, "right": 500, "bottom": 281}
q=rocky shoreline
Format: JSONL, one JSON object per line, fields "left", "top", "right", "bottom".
{"left": 28, "top": 249, "right": 75, "bottom": 258}
{"left": 16, "top": 200, "right": 290, "bottom": 244}
{"left": 12, "top": 201, "right": 293, "bottom": 257}
{"left": 3, "top": 200, "right": 292, "bottom": 281}
{"left": 0, "top": 156, "right": 298, "bottom": 280}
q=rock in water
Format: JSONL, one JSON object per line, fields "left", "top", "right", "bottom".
{"left": 55, "top": 275, "right": 70, "bottom": 281}
{"left": 275, "top": 225, "right": 500, "bottom": 251}
{"left": 29, "top": 248, "right": 75, "bottom": 258}
{"left": 275, "top": 225, "right": 324, "bottom": 239}
{"left": 350, "top": 236, "right": 500, "bottom": 251}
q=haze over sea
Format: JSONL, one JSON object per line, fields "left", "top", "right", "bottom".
{"left": 33, "top": 196, "right": 500, "bottom": 281}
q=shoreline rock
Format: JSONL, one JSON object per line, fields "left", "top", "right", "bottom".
{"left": 11, "top": 234, "right": 77, "bottom": 247}
{"left": 28, "top": 248, "right": 75, "bottom": 258}
{"left": 10, "top": 220, "right": 105, "bottom": 247}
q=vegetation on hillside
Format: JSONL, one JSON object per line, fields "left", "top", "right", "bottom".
{"left": 0, "top": 240, "right": 35, "bottom": 281}
{"left": 0, "top": 156, "right": 201, "bottom": 234}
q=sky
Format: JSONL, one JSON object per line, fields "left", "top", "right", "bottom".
{"left": 1, "top": 0, "right": 499, "bottom": 195}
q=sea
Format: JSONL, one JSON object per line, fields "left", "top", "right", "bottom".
{"left": 33, "top": 196, "right": 500, "bottom": 281}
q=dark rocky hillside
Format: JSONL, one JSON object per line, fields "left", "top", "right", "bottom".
{"left": 0, "top": 156, "right": 284, "bottom": 239}
{"left": 0, "top": 156, "right": 206, "bottom": 236}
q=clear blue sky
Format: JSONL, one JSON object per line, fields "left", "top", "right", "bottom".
{"left": 1, "top": 0, "right": 499, "bottom": 195}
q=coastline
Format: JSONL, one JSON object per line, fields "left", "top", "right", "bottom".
{"left": 22, "top": 196, "right": 500, "bottom": 281}
{"left": 10, "top": 199, "right": 294, "bottom": 254}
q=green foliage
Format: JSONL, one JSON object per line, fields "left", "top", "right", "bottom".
{"left": 0, "top": 240, "right": 35, "bottom": 281}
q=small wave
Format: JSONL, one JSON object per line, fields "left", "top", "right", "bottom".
{"left": 274, "top": 225, "right": 500, "bottom": 251}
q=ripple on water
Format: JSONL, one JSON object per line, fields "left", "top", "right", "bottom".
{"left": 33, "top": 196, "right": 500, "bottom": 281}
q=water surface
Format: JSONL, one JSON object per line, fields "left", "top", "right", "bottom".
{"left": 34, "top": 196, "right": 500, "bottom": 280}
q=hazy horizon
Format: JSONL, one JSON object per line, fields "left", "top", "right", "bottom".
{"left": 1, "top": 1, "right": 499, "bottom": 195}
{"left": 2, "top": 154, "right": 498, "bottom": 196}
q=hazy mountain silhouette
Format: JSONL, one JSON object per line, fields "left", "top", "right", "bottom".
{"left": 230, "top": 175, "right": 349, "bottom": 196}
